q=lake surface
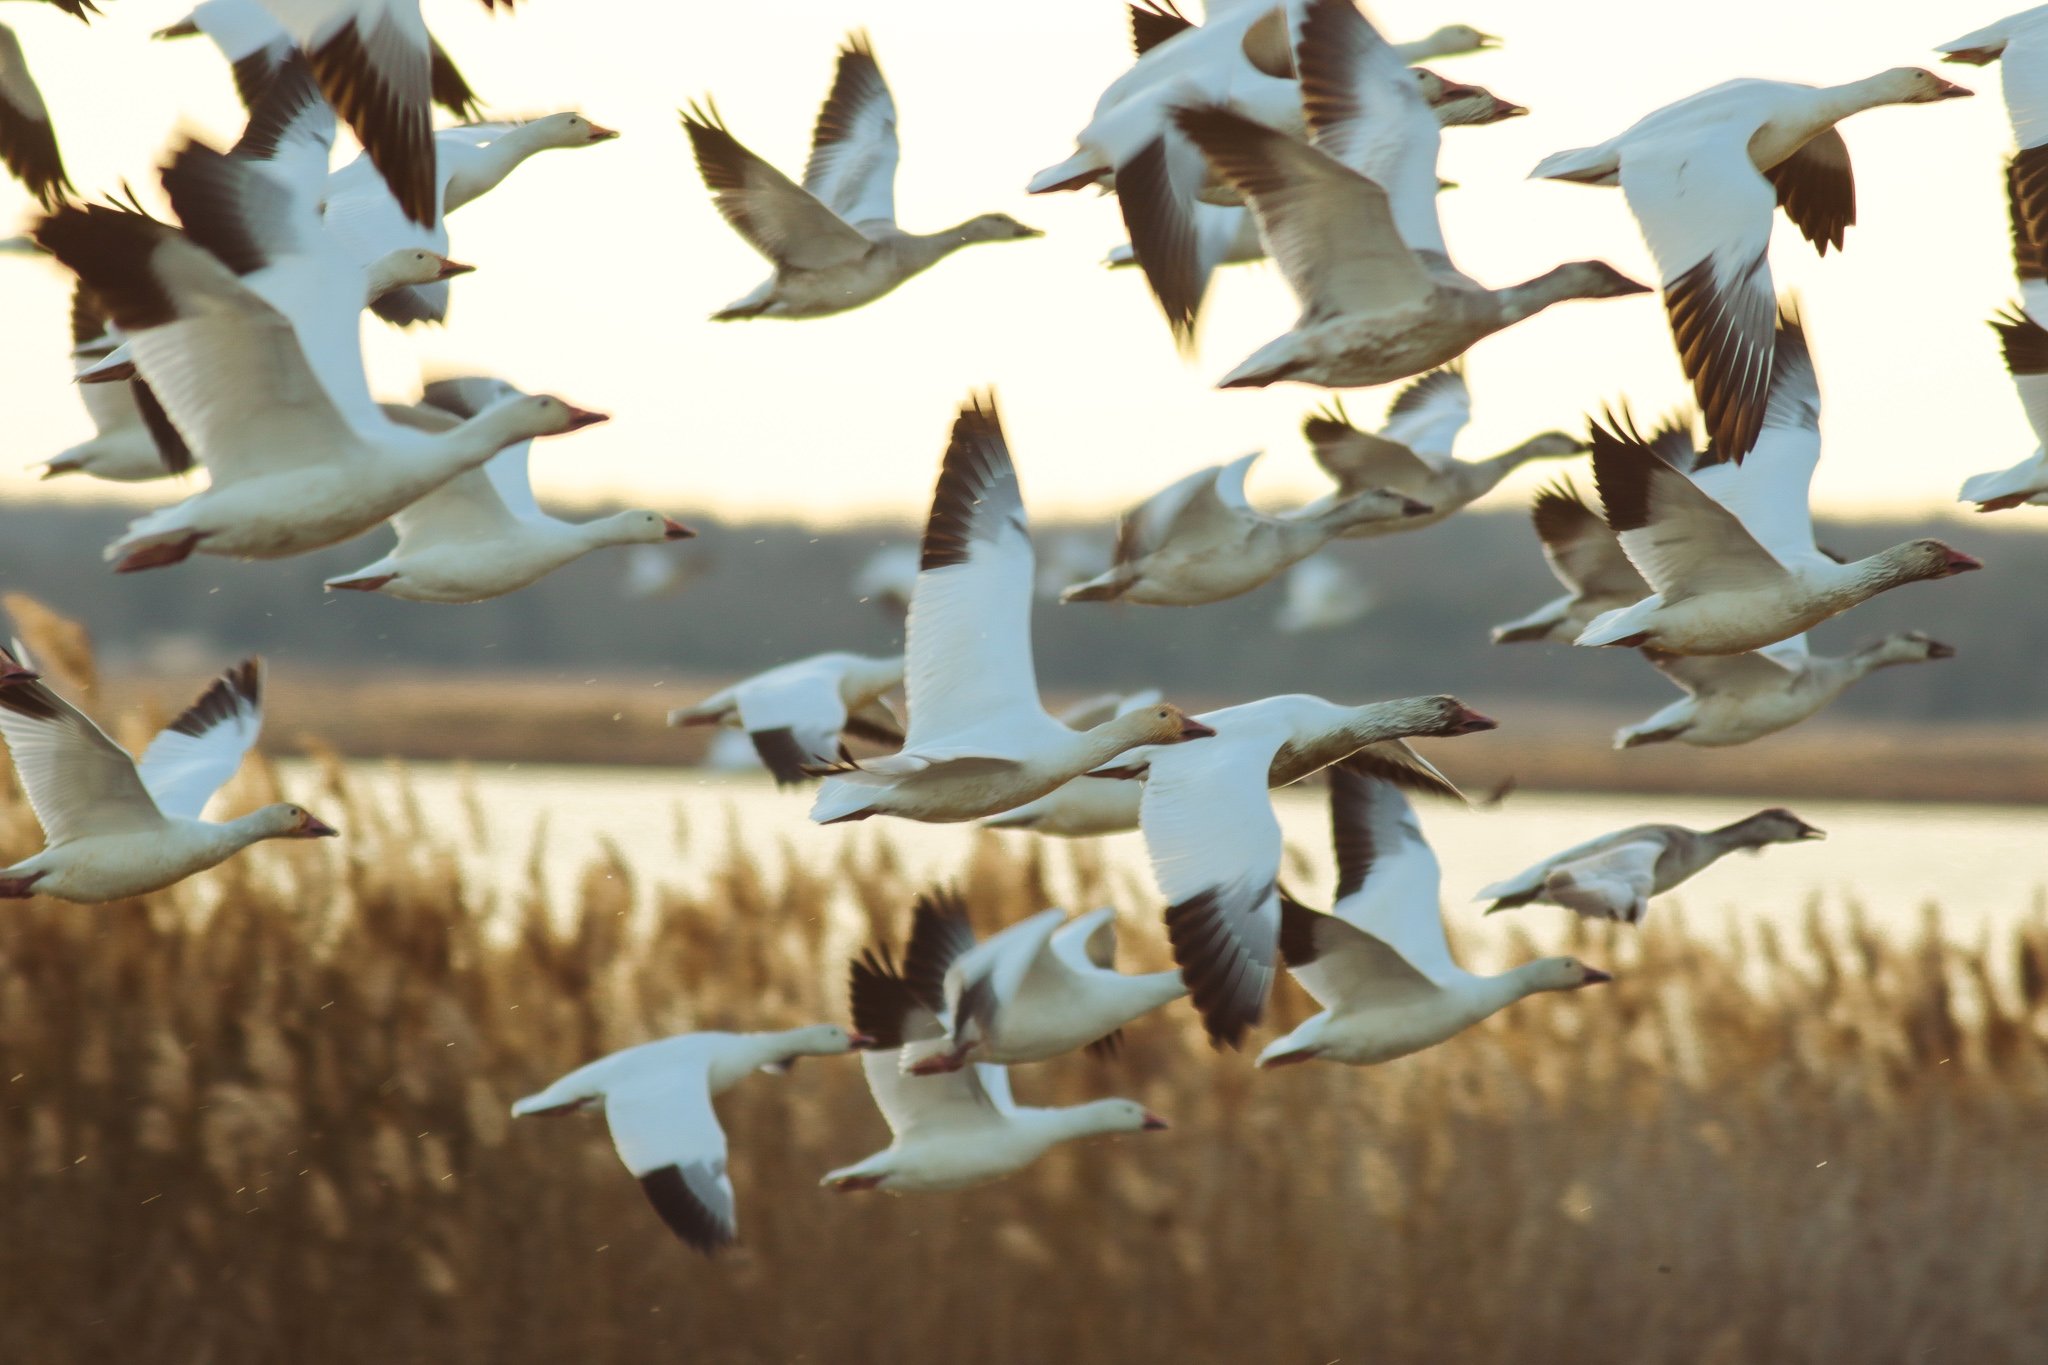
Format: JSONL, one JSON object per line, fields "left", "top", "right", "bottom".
{"left": 305, "top": 762, "right": 2044, "bottom": 944}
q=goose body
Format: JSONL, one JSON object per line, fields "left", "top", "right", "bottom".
{"left": 1531, "top": 68, "right": 1970, "bottom": 457}
{"left": 323, "top": 378, "right": 690, "bottom": 604}
{"left": 1616, "top": 632, "right": 1954, "bottom": 749}
{"left": 0, "top": 654, "right": 340, "bottom": 903}
{"left": 1576, "top": 312, "right": 1980, "bottom": 655}
{"left": 1291, "top": 368, "right": 1584, "bottom": 535}
{"left": 1258, "top": 769, "right": 1609, "bottom": 1069}
{"left": 41, "top": 286, "right": 195, "bottom": 482}
{"left": 1477, "top": 809, "right": 1824, "bottom": 924}
{"left": 1177, "top": 1, "right": 1644, "bottom": 392}
{"left": 667, "top": 651, "right": 905, "bottom": 786}
{"left": 822, "top": 945, "right": 1165, "bottom": 1194}
{"left": 894, "top": 890, "right": 1186, "bottom": 1074}
{"left": 510, "top": 1024, "right": 870, "bottom": 1255}
{"left": 1061, "top": 451, "right": 1427, "bottom": 606}
{"left": 0, "top": 21, "right": 68, "bottom": 208}
{"left": 808, "top": 395, "right": 1212, "bottom": 826}
{"left": 1134, "top": 692, "right": 1495, "bottom": 1047}
{"left": 684, "top": 36, "right": 1039, "bottom": 322}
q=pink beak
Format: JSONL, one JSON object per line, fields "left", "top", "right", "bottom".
{"left": 662, "top": 517, "right": 696, "bottom": 541}
{"left": 1581, "top": 967, "right": 1614, "bottom": 985}
{"left": 435, "top": 257, "right": 477, "bottom": 280}
{"left": 1141, "top": 1113, "right": 1170, "bottom": 1131}
{"left": 0, "top": 660, "right": 40, "bottom": 685}
{"left": 297, "top": 814, "right": 340, "bottom": 839}
{"left": 587, "top": 123, "right": 622, "bottom": 141}
{"left": 1178, "top": 717, "right": 1217, "bottom": 740}
{"left": 562, "top": 406, "right": 610, "bottom": 431}
{"left": 1944, "top": 549, "right": 1984, "bottom": 574}
{"left": 846, "top": 1033, "right": 878, "bottom": 1051}
{"left": 1931, "top": 78, "right": 1976, "bottom": 98}
{"left": 1448, "top": 706, "right": 1498, "bottom": 735}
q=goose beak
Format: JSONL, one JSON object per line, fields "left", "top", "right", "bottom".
{"left": 297, "top": 814, "right": 340, "bottom": 839}
{"left": 1472, "top": 31, "right": 1503, "bottom": 49}
{"left": 847, "top": 1033, "right": 878, "bottom": 1051}
{"left": 587, "top": 123, "right": 622, "bottom": 142}
{"left": 662, "top": 517, "right": 696, "bottom": 541}
{"left": 434, "top": 256, "right": 477, "bottom": 280}
{"left": 1926, "top": 640, "right": 1957, "bottom": 659}
{"left": 1490, "top": 99, "right": 1529, "bottom": 121}
{"left": 1795, "top": 823, "right": 1827, "bottom": 841}
{"left": 1177, "top": 718, "right": 1217, "bottom": 740}
{"left": 1942, "top": 549, "right": 1983, "bottom": 574}
{"left": 562, "top": 406, "right": 610, "bottom": 431}
{"left": 1141, "top": 1113, "right": 1170, "bottom": 1131}
{"left": 152, "top": 20, "right": 199, "bottom": 39}
{"left": 1931, "top": 78, "right": 1976, "bottom": 99}
{"left": 1446, "top": 705, "right": 1498, "bottom": 735}
{"left": 1580, "top": 967, "right": 1614, "bottom": 986}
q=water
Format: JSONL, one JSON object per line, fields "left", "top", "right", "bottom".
{"left": 308, "top": 762, "right": 2044, "bottom": 941}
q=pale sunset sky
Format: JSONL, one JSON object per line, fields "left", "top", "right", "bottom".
{"left": 0, "top": 0, "right": 2032, "bottom": 524}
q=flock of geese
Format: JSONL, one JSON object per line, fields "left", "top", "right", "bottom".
{"left": 0, "top": 0, "right": 2033, "bottom": 1255}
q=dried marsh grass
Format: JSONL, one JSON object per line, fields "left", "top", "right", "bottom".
{"left": 1, "top": 754, "right": 2045, "bottom": 1364}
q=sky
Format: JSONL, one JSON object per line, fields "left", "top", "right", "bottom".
{"left": 0, "top": 0, "right": 2035, "bottom": 526}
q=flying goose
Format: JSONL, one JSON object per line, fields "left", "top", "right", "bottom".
{"left": 1272, "top": 555, "right": 1376, "bottom": 633}
{"left": 1531, "top": 68, "right": 1970, "bottom": 460}
{"left": 891, "top": 888, "right": 1186, "bottom": 1075}
{"left": 511, "top": 1024, "right": 873, "bottom": 1255}
{"left": 822, "top": 945, "right": 1166, "bottom": 1194}
{"left": 40, "top": 284, "right": 195, "bottom": 482}
{"left": 1290, "top": 367, "right": 1585, "bottom": 536}
{"left": 666, "top": 651, "right": 906, "bottom": 787}
{"left": 34, "top": 202, "right": 606, "bottom": 572}
{"left": 1135, "top": 693, "right": 1495, "bottom": 1048}
{"left": 1489, "top": 477, "right": 1650, "bottom": 644}
{"left": 1258, "top": 768, "right": 1610, "bottom": 1069}
{"left": 807, "top": 394, "right": 1214, "bottom": 826}
{"left": 1059, "top": 451, "right": 1428, "bottom": 606}
{"left": 1615, "top": 631, "right": 1955, "bottom": 749}
{"left": 0, "top": 653, "right": 341, "bottom": 903}
{"left": 0, "top": 22, "right": 70, "bottom": 209}
{"left": 1477, "top": 808, "right": 1825, "bottom": 924}
{"left": 1576, "top": 311, "right": 1981, "bottom": 655}
{"left": 1175, "top": 0, "right": 1645, "bottom": 391}
{"left": 682, "top": 34, "right": 1040, "bottom": 321}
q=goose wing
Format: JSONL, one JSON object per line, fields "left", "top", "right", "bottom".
{"left": 1643, "top": 641, "right": 1802, "bottom": 697}
{"left": 1587, "top": 411, "right": 1785, "bottom": 602}
{"left": 0, "top": 24, "right": 72, "bottom": 210}
{"left": 1377, "top": 365, "right": 1469, "bottom": 462}
{"left": 136, "top": 659, "right": 263, "bottom": 820}
{"left": 680, "top": 102, "right": 871, "bottom": 270}
{"left": 601, "top": 1063, "right": 737, "bottom": 1254}
{"left": 1764, "top": 127, "right": 1854, "bottom": 255}
{"left": 1531, "top": 479, "right": 1647, "bottom": 600}
{"left": 1686, "top": 310, "right": 1823, "bottom": 571}
{"left": 1303, "top": 400, "right": 1436, "bottom": 497}
{"left": 849, "top": 947, "right": 1003, "bottom": 1138}
{"left": 1276, "top": 893, "right": 1439, "bottom": 1012}
{"left": 801, "top": 34, "right": 898, "bottom": 228}
{"left": 734, "top": 669, "right": 851, "bottom": 786}
{"left": 0, "top": 649, "right": 162, "bottom": 844}
{"left": 1326, "top": 765, "right": 1456, "bottom": 982}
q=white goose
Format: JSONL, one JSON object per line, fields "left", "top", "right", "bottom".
{"left": 1531, "top": 67, "right": 1970, "bottom": 458}
{"left": 1176, "top": 0, "right": 1645, "bottom": 391}
{"left": 1257, "top": 768, "right": 1610, "bottom": 1070}
{"left": 322, "top": 377, "right": 693, "bottom": 604}
{"left": 35, "top": 203, "right": 607, "bottom": 572}
{"left": 891, "top": 888, "right": 1186, "bottom": 1075}
{"left": 40, "top": 285, "right": 196, "bottom": 482}
{"left": 510, "top": 1024, "right": 872, "bottom": 1255}
{"left": 666, "top": 651, "right": 905, "bottom": 787}
{"left": 1060, "top": 451, "right": 1428, "bottom": 606}
{"left": 1490, "top": 476, "right": 1650, "bottom": 644}
{"left": 1273, "top": 555, "right": 1376, "bottom": 633}
{"left": 1477, "top": 809, "right": 1825, "bottom": 924}
{"left": 0, "top": 653, "right": 340, "bottom": 903}
{"left": 1291, "top": 367, "right": 1585, "bottom": 536}
{"left": 682, "top": 34, "right": 1040, "bottom": 321}
{"left": 0, "top": 21, "right": 67, "bottom": 209}
{"left": 1136, "top": 692, "right": 1495, "bottom": 1048}
{"left": 822, "top": 945, "right": 1167, "bottom": 1194}
{"left": 1575, "top": 310, "right": 1981, "bottom": 655}
{"left": 1616, "top": 631, "right": 1954, "bottom": 749}
{"left": 808, "top": 394, "right": 1214, "bottom": 826}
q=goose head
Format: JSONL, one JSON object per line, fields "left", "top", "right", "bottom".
{"left": 1503, "top": 431, "right": 1589, "bottom": 462}
{"left": 364, "top": 249, "right": 474, "bottom": 300}
{"left": 1872, "top": 539, "right": 1982, "bottom": 586}
{"left": 1408, "top": 23, "right": 1500, "bottom": 60}
{"left": 1422, "top": 76, "right": 1527, "bottom": 127}
{"left": 593, "top": 510, "right": 696, "bottom": 546}
{"left": 1868, "top": 67, "right": 1975, "bottom": 103}
{"left": 251, "top": 804, "right": 340, "bottom": 840}
{"left": 1550, "top": 261, "right": 1654, "bottom": 300}
{"left": 1526, "top": 957, "right": 1614, "bottom": 992}
{"left": 1388, "top": 694, "right": 1497, "bottom": 739}
{"left": 1318, "top": 487, "right": 1433, "bottom": 533}
{"left": 1068, "top": 1098, "right": 1170, "bottom": 1137}
{"left": 1734, "top": 808, "right": 1827, "bottom": 847}
{"left": 515, "top": 112, "right": 622, "bottom": 148}
{"left": 1103, "top": 703, "right": 1215, "bottom": 749}
{"left": 957, "top": 213, "right": 1045, "bottom": 243}
{"left": 479, "top": 394, "right": 611, "bottom": 444}
{"left": 1863, "top": 630, "right": 1956, "bottom": 667}
{"left": 783, "top": 1023, "right": 877, "bottom": 1057}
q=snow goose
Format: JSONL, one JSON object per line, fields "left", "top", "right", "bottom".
{"left": 1615, "top": 632, "right": 1953, "bottom": 749}
{"left": 1477, "top": 808, "right": 1824, "bottom": 924}
{"left": 34, "top": 203, "right": 605, "bottom": 572}
{"left": 158, "top": 0, "right": 482, "bottom": 119}
{"left": 0, "top": 653, "right": 341, "bottom": 903}
{"left": 666, "top": 651, "right": 905, "bottom": 787}
{"left": 808, "top": 394, "right": 1214, "bottom": 825}
{"left": 1137, "top": 692, "right": 1495, "bottom": 1047}
{"left": 322, "top": 377, "right": 691, "bottom": 604}
{"left": 511, "top": 1024, "right": 871, "bottom": 1255}
{"left": 1273, "top": 555, "right": 1375, "bottom": 633}
{"left": 822, "top": 945, "right": 1166, "bottom": 1194}
{"left": 0, "top": 22, "right": 70, "bottom": 209}
{"left": 40, "top": 285, "right": 195, "bottom": 482}
{"left": 1531, "top": 70, "right": 1970, "bottom": 460}
{"left": 1576, "top": 311, "right": 1981, "bottom": 655}
{"left": 683, "top": 34, "right": 1040, "bottom": 321}
{"left": 1258, "top": 768, "right": 1609, "bottom": 1069}
{"left": 891, "top": 888, "right": 1186, "bottom": 1075}
{"left": 1176, "top": 0, "right": 1645, "bottom": 391}
{"left": 1489, "top": 477, "right": 1649, "bottom": 644}
{"left": 1060, "top": 451, "right": 1428, "bottom": 606}
{"left": 1291, "top": 368, "right": 1584, "bottom": 536}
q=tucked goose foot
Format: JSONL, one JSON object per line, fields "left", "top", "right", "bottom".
{"left": 0, "top": 873, "right": 48, "bottom": 899}
{"left": 818, "top": 807, "right": 877, "bottom": 825}
{"left": 325, "top": 574, "right": 397, "bottom": 593}
{"left": 827, "top": 1174, "right": 886, "bottom": 1193}
{"left": 1974, "top": 493, "right": 2034, "bottom": 512}
{"left": 906, "top": 1048, "right": 970, "bottom": 1077}
{"left": 113, "top": 534, "right": 203, "bottom": 573}
{"left": 1258, "top": 1047, "right": 1323, "bottom": 1069}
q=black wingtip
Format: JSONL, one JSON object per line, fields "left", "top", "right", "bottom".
{"left": 636, "top": 1165, "right": 735, "bottom": 1256}
{"left": 165, "top": 658, "right": 262, "bottom": 739}
{"left": 748, "top": 727, "right": 815, "bottom": 787}
{"left": 1164, "top": 884, "right": 1275, "bottom": 1051}
{"left": 919, "top": 391, "right": 1019, "bottom": 572}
